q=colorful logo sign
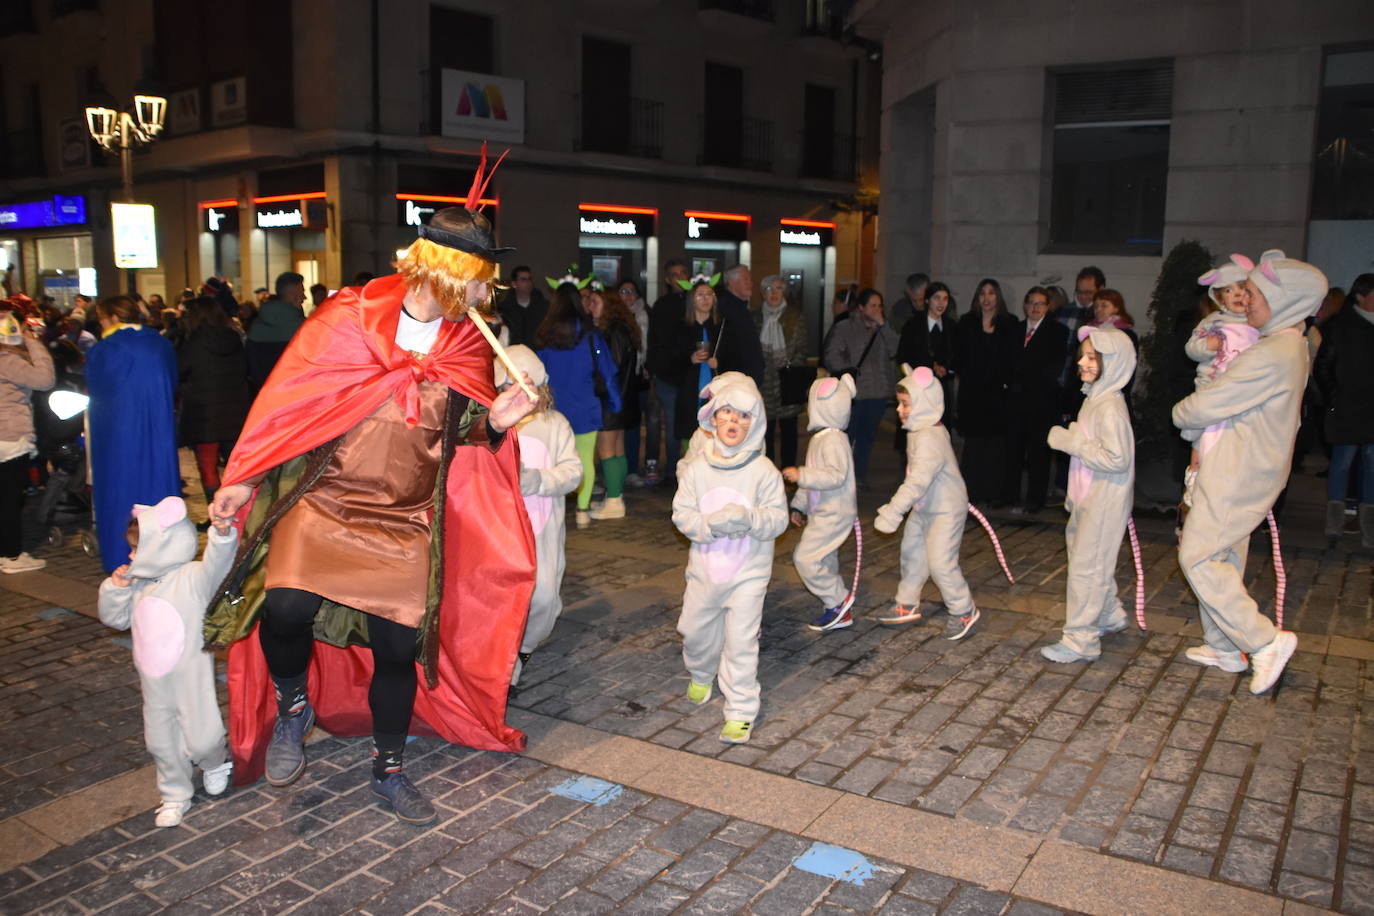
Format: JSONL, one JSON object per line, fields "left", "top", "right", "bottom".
{"left": 441, "top": 69, "right": 526, "bottom": 144}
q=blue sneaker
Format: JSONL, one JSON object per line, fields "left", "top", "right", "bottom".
{"left": 265, "top": 702, "right": 314, "bottom": 787}
{"left": 371, "top": 771, "right": 436, "bottom": 825}
{"left": 808, "top": 606, "right": 853, "bottom": 632}
{"left": 945, "top": 608, "right": 980, "bottom": 641}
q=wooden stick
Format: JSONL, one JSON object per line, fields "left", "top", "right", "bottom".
{"left": 468, "top": 307, "right": 538, "bottom": 400}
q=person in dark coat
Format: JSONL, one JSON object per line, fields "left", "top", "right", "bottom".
{"left": 1314, "top": 273, "right": 1374, "bottom": 545}
{"left": 955, "top": 279, "right": 1020, "bottom": 505}
{"left": 1002, "top": 286, "right": 1070, "bottom": 512}
{"left": 653, "top": 279, "right": 750, "bottom": 442}
{"left": 587, "top": 286, "right": 641, "bottom": 519}
{"left": 178, "top": 297, "right": 254, "bottom": 503}
{"left": 717, "top": 265, "right": 766, "bottom": 388}
{"left": 895, "top": 281, "right": 958, "bottom": 429}
{"left": 245, "top": 272, "right": 306, "bottom": 389}
{"left": 646, "top": 259, "right": 690, "bottom": 475}
{"left": 496, "top": 264, "right": 549, "bottom": 348}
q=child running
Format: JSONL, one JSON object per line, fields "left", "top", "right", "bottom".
{"left": 783, "top": 374, "right": 859, "bottom": 632}
{"left": 1041, "top": 326, "right": 1137, "bottom": 662}
{"left": 98, "top": 497, "right": 237, "bottom": 827}
{"left": 496, "top": 346, "right": 583, "bottom": 688}
{"left": 874, "top": 366, "right": 979, "bottom": 640}
{"left": 672, "top": 373, "right": 788, "bottom": 744}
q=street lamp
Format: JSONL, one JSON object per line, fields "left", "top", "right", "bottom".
{"left": 84, "top": 89, "right": 166, "bottom": 202}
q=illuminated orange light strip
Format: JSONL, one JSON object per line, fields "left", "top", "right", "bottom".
{"left": 781, "top": 218, "right": 836, "bottom": 229}
{"left": 396, "top": 193, "right": 499, "bottom": 206}
{"left": 684, "top": 210, "right": 750, "bottom": 222}
{"left": 579, "top": 203, "right": 658, "bottom": 216}
{"left": 198, "top": 199, "right": 238, "bottom": 209}
{"left": 252, "top": 191, "right": 328, "bottom": 204}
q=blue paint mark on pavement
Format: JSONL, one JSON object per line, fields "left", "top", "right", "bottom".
{"left": 793, "top": 842, "right": 879, "bottom": 885}
{"left": 36, "top": 607, "right": 74, "bottom": 620}
{"left": 550, "top": 775, "right": 624, "bottom": 806}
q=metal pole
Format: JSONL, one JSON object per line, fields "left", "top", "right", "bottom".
{"left": 120, "top": 115, "right": 137, "bottom": 296}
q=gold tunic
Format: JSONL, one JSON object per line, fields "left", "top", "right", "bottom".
{"left": 264, "top": 381, "right": 447, "bottom": 627}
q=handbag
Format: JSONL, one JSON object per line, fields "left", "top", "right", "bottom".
{"left": 834, "top": 328, "right": 881, "bottom": 380}
{"left": 587, "top": 332, "right": 610, "bottom": 405}
{"left": 778, "top": 362, "right": 817, "bottom": 406}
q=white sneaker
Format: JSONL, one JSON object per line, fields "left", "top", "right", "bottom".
{"left": 202, "top": 761, "right": 233, "bottom": 796}
{"left": 155, "top": 799, "right": 192, "bottom": 828}
{"left": 1185, "top": 644, "right": 1247, "bottom": 673}
{"left": 0, "top": 552, "right": 46, "bottom": 574}
{"left": 1249, "top": 631, "right": 1298, "bottom": 695}
{"left": 589, "top": 496, "right": 625, "bottom": 520}
{"left": 575, "top": 510, "right": 590, "bottom": 529}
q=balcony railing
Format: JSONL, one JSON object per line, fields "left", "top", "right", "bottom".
{"left": 576, "top": 96, "right": 664, "bottom": 160}
{"left": 698, "top": 0, "right": 774, "bottom": 22}
{"left": 700, "top": 116, "right": 774, "bottom": 172}
{"left": 800, "top": 131, "right": 859, "bottom": 182}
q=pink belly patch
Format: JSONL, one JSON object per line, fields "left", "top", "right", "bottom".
{"left": 521, "top": 436, "right": 554, "bottom": 536}
{"left": 132, "top": 596, "right": 185, "bottom": 679}
{"left": 1068, "top": 458, "right": 1092, "bottom": 507}
{"left": 1198, "top": 420, "right": 1229, "bottom": 460}
{"left": 700, "top": 485, "right": 751, "bottom": 583}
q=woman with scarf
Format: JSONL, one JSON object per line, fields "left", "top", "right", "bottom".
{"left": 752, "top": 275, "right": 807, "bottom": 469}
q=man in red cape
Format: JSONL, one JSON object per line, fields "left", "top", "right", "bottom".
{"left": 207, "top": 204, "right": 537, "bottom": 825}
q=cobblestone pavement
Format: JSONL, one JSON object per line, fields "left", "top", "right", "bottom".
{"left": 0, "top": 445, "right": 1369, "bottom": 913}
{"left": 0, "top": 734, "right": 1096, "bottom": 915}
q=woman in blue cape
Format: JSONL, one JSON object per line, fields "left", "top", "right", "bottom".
{"left": 87, "top": 295, "right": 180, "bottom": 571}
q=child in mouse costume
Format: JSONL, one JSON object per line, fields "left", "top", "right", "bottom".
{"left": 1041, "top": 326, "right": 1136, "bottom": 663}
{"left": 495, "top": 345, "right": 583, "bottom": 687}
{"left": 874, "top": 366, "right": 980, "bottom": 642}
{"left": 672, "top": 373, "right": 788, "bottom": 745}
{"left": 784, "top": 374, "right": 858, "bottom": 632}
{"left": 99, "top": 497, "right": 237, "bottom": 827}
{"left": 1173, "top": 250, "right": 1326, "bottom": 694}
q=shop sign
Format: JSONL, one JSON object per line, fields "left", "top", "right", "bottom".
{"left": 395, "top": 195, "right": 498, "bottom": 228}
{"left": 0, "top": 195, "right": 87, "bottom": 230}
{"left": 204, "top": 206, "right": 239, "bottom": 233}
{"left": 254, "top": 196, "right": 327, "bottom": 230}
{"left": 167, "top": 88, "right": 202, "bottom": 136}
{"left": 211, "top": 77, "right": 247, "bottom": 128}
{"left": 684, "top": 211, "right": 749, "bottom": 243}
{"left": 111, "top": 203, "right": 158, "bottom": 269}
{"left": 441, "top": 69, "right": 525, "bottom": 144}
{"left": 780, "top": 222, "right": 829, "bottom": 247}
{"left": 58, "top": 119, "right": 91, "bottom": 172}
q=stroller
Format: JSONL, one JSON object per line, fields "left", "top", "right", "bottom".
{"left": 32, "top": 340, "right": 97, "bottom": 556}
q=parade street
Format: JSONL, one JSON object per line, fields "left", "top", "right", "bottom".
{"left": 0, "top": 446, "right": 1367, "bottom": 916}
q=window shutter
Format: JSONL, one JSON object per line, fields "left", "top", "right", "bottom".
{"left": 1054, "top": 66, "right": 1172, "bottom": 125}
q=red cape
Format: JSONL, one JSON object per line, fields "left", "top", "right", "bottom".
{"left": 222, "top": 274, "right": 535, "bottom": 783}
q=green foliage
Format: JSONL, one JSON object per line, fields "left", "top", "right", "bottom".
{"left": 1136, "top": 238, "right": 1216, "bottom": 457}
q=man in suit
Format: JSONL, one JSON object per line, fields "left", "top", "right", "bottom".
{"left": 1003, "top": 286, "right": 1069, "bottom": 512}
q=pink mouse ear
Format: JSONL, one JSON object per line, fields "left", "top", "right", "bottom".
{"left": 815, "top": 377, "right": 839, "bottom": 398}
{"left": 154, "top": 496, "right": 187, "bottom": 528}
{"left": 911, "top": 366, "right": 935, "bottom": 387}
{"left": 1198, "top": 269, "right": 1219, "bottom": 285}
{"left": 1077, "top": 325, "right": 1094, "bottom": 342}
{"left": 1260, "top": 260, "right": 1280, "bottom": 284}
{"left": 697, "top": 401, "right": 714, "bottom": 425}
{"left": 1230, "top": 253, "right": 1254, "bottom": 271}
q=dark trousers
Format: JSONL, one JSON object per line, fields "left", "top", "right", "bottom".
{"left": 1003, "top": 409, "right": 1053, "bottom": 509}
{"left": 960, "top": 434, "right": 1005, "bottom": 504}
{"left": 0, "top": 455, "right": 26, "bottom": 558}
{"left": 764, "top": 415, "right": 798, "bottom": 470}
{"left": 848, "top": 398, "right": 887, "bottom": 484}
{"left": 258, "top": 587, "right": 418, "bottom": 737}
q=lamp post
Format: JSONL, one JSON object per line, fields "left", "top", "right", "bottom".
{"left": 84, "top": 92, "right": 166, "bottom": 294}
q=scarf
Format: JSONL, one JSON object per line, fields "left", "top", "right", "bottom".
{"left": 759, "top": 302, "right": 787, "bottom": 354}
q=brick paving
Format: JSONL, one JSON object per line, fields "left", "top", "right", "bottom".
{"left": 0, "top": 735, "right": 1082, "bottom": 915}
{"left": 0, "top": 444, "right": 1371, "bottom": 912}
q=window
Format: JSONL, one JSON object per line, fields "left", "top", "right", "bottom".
{"left": 1312, "top": 47, "right": 1374, "bottom": 220}
{"left": 702, "top": 62, "right": 745, "bottom": 167}
{"left": 698, "top": 0, "right": 773, "bottom": 22}
{"left": 581, "top": 36, "right": 631, "bottom": 154}
{"left": 2, "top": 83, "right": 44, "bottom": 178}
{"left": 801, "top": 83, "right": 853, "bottom": 180}
{"left": 1046, "top": 61, "right": 1172, "bottom": 255}
{"left": 429, "top": 6, "right": 494, "bottom": 134}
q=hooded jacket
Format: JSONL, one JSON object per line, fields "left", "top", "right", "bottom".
{"left": 791, "top": 374, "right": 857, "bottom": 521}
{"left": 178, "top": 323, "right": 253, "bottom": 445}
{"left": 1051, "top": 326, "right": 1136, "bottom": 513}
{"left": 876, "top": 366, "right": 966, "bottom": 532}
{"left": 1173, "top": 252, "right": 1326, "bottom": 553}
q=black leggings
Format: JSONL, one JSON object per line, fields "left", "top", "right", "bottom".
{"left": 0, "top": 456, "right": 26, "bottom": 559}
{"left": 258, "top": 587, "right": 418, "bottom": 737}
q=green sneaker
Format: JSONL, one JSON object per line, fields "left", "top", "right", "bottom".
{"left": 720, "top": 720, "right": 752, "bottom": 744}
{"left": 687, "top": 681, "right": 712, "bottom": 705}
